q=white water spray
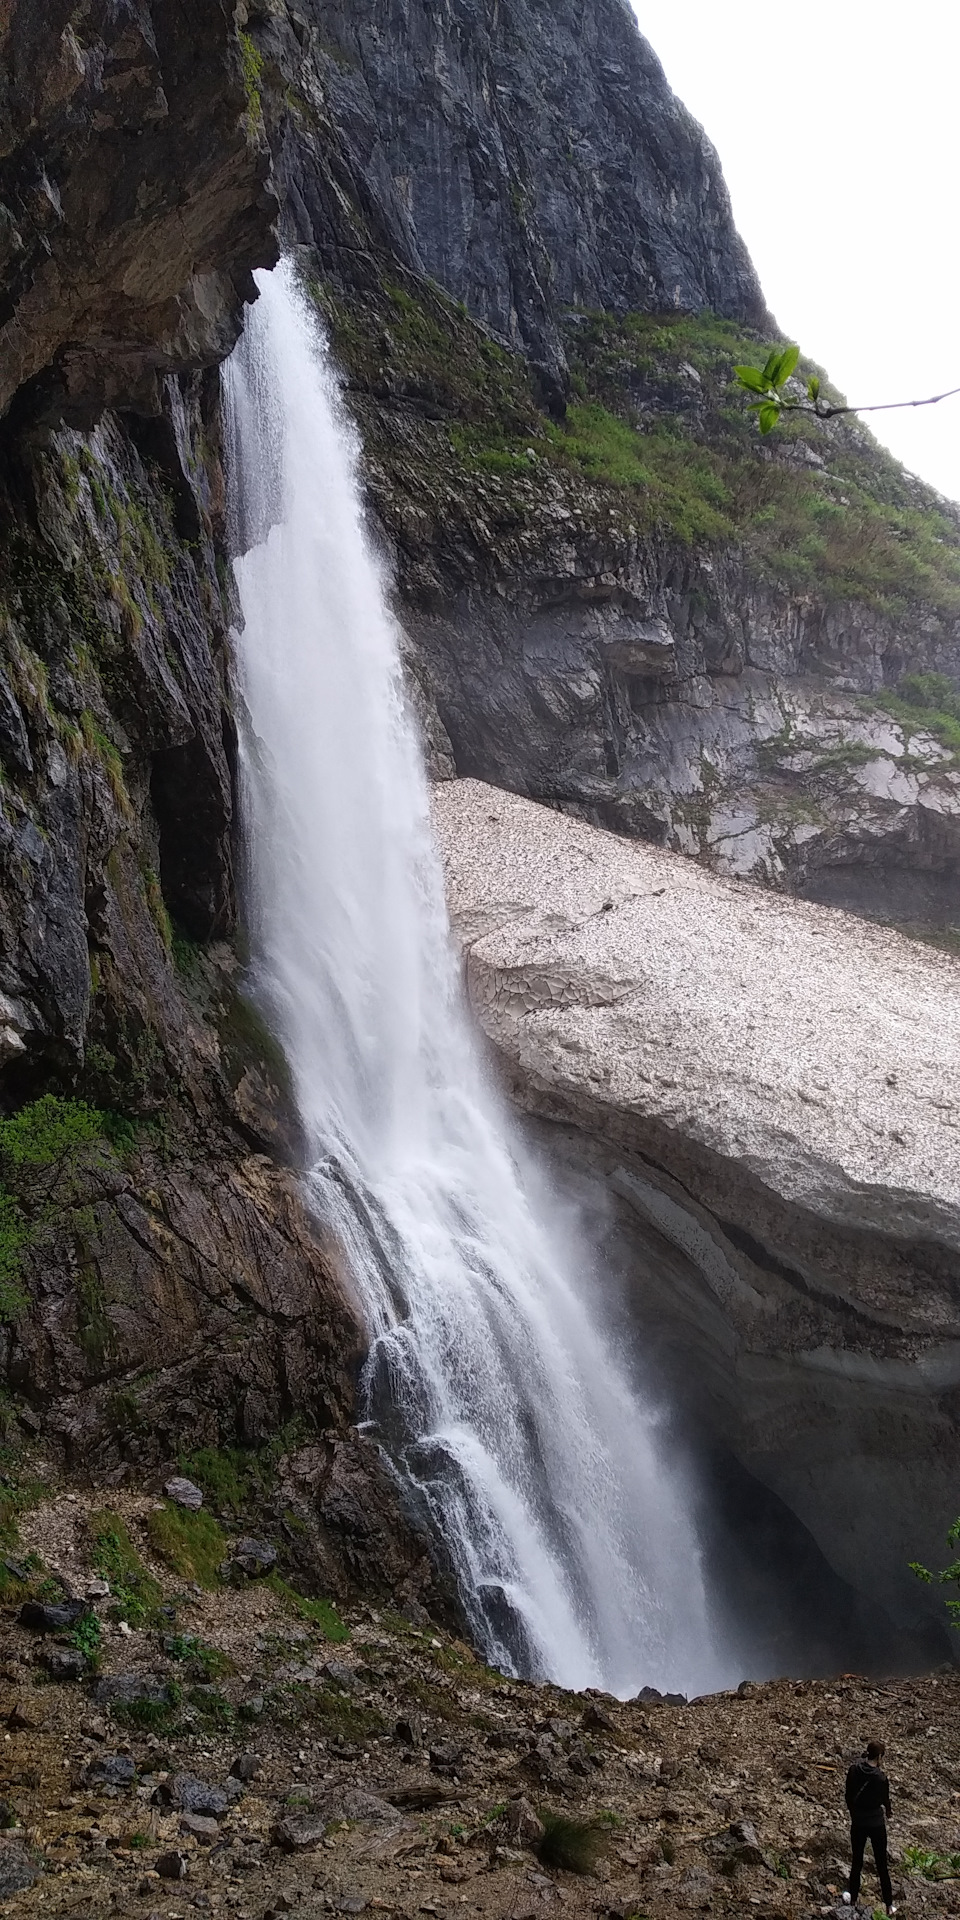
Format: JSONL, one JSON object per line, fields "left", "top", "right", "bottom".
{"left": 224, "top": 260, "right": 726, "bottom": 1696}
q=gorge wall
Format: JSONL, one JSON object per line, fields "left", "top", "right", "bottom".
{"left": 0, "top": 0, "right": 957, "bottom": 1670}
{"left": 0, "top": 2, "right": 443, "bottom": 1622}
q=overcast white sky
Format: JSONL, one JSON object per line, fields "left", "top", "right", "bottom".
{"left": 630, "top": 0, "right": 960, "bottom": 502}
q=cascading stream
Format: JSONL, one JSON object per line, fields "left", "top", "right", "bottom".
{"left": 224, "top": 259, "right": 729, "bottom": 1698}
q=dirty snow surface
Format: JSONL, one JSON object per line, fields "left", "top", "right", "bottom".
{"left": 432, "top": 778, "right": 960, "bottom": 1242}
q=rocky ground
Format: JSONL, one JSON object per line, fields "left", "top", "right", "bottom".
{"left": 2, "top": 1483, "right": 960, "bottom": 1920}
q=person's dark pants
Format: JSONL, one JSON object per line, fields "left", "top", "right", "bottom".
{"left": 848, "top": 1820, "right": 893, "bottom": 1906}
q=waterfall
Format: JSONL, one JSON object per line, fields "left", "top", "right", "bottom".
{"left": 223, "top": 259, "right": 726, "bottom": 1698}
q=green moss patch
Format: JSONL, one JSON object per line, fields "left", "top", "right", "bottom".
{"left": 266, "top": 1572, "right": 349, "bottom": 1643}
{"left": 90, "top": 1510, "right": 164, "bottom": 1626}
{"left": 146, "top": 1504, "right": 227, "bottom": 1589}
{"left": 557, "top": 310, "right": 960, "bottom": 615}
{"left": 0, "top": 1097, "right": 129, "bottom": 1327}
{"left": 869, "top": 670, "right": 960, "bottom": 755}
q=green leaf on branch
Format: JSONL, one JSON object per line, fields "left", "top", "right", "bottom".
{"left": 774, "top": 344, "right": 800, "bottom": 387}
{"left": 758, "top": 401, "right": 781, "bottom": 434}
{"left": 735, "top": 365, "right": 768, "bottom": 393}
{"left": 762, "top": 348, "right": 782, "bottom": 385}
{"left": 808, "top": 374, "right": 821, "bottom": 401}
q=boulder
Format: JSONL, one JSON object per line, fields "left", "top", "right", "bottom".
{"left": 168, "top": 1774, "right": 231, "bottom": 1818}
{"left": 163, "top": 1478, "right": 204, "bottom": 1510}
{"left": 94, "top": 1675, "right": 172, "bottom": 1710}
{"left": 156, "top": 1849, "right": 189, "bottom": 1880}
{"left": 42, "top": 1647, "right": 87, "bottom": 1682}
{"left": 86, "top": 1755, "right": 136, "bottom": 1789}
{"left": 0, "top": 1841, "right": 37, "bottom": 1898}
{"left": 271, "top": 1813, "right": 328, "bottom": 1851}
{"left": 220, "top": 1538, "right": 278, "bottom": 1579}
{"left": 18, "top": 1600, "right": 84, "bottom": 1633}
{"left": 500, "top": 1797, "right": 545, "bottom": 1848}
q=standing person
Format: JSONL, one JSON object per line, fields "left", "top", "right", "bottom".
{"left": 842, "top": 1738, "right": 896, "bottom": 1913}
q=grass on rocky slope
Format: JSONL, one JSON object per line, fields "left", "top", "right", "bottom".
{"left": 869, "top": 669, "right": 960, "bottom": 752}
{"left": 554, "top": 309, "right": 960, "bottom": 616}
{"left": 315, "top": 271, "right": 960, "bottom": 621}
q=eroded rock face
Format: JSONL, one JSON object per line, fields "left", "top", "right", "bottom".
{"left": 413, "top": 562, "right": 960, "bottom": 927}
{"left": 0, "top": 4, "right": 444, "bottom": 1617}
{"left": 248, "top": 0, "right": 960, "bottom": 930}
{"left": 0, "top": 1, "right": 277, "bottom": 422}
{"left": 434, "top": 777, "right": 960, "bottom": 1637}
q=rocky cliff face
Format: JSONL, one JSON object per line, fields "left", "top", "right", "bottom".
{"left": 246, "top": 1, "right": 960, "bottom": 938}
{"left": 0, "top": 4, "right": 442, "bottom": 1620}
{"left": 0, "top": 2, "right": 278, "bottom": 423}
{"left": 435, "top": 778, "right": 960, "bottom": 1652}
{"left": 286, "top": 0, "right": 769, "bottom": 396}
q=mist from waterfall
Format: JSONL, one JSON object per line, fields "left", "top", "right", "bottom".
{"left": 223, "top": 258, "right": 728, "bottom": 1698}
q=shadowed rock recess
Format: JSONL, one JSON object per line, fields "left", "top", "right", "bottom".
{"left": 0, "top": 0, "right": 958, "bottom": 1711}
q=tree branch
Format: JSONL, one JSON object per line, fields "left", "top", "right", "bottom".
{"left": 786, "top": 384, "right": 960, "bottom": 421}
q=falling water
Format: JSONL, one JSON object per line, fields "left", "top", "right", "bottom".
{"left": 224, "top": 259, "right": 726, "bottom": 1697}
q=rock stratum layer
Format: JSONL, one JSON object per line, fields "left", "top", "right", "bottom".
{"left": 435, "top": 778, "right": 960, "bottom": 1644}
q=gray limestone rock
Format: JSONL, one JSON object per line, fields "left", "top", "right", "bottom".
{"left": 42, "top": 1647, "right": 87, "bottom": 1682}
{"left": 271, "top": 1812, "right": 328, "bottom": 1851}
{"left": 286, "top": 0, "right": 769, "bottom": 395}
{"left": 94, "top": 1674, "right": 173, "bottom": 1710}
{"left": 163, "top": 1477, "right": 204, "bottom": 1510}
{"left": 0, "top": 1841, "right": 37, "bottom": 1897}
{"left": 86, "top": 1755, "right": 136, "bottom": 1789}
{"left": 168, "top": 1774, "right": 231, "bottom": 1818}
{"left": 19, "top": 1600, "right": 83, "bottom": 1633}
{"left": 221, "top": 1537, "right": 278, "bottom": 1579}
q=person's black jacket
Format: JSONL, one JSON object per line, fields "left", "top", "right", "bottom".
{"left": 845, "top": 1758, "right": 891, "bottom": 1827}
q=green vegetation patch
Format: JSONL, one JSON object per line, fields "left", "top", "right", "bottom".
{"left": 0, "top": 1096, "right": 128, "bottom": 1327}
{"left": 90, "top": 1510, "right": 163, "bottom": 1626}
{"left": 312, "top": 272, "right": 545, "bottom": 456}
{"left": 164, "top": 1633, "right": 233, "bottom": 1681}
{"left": 266, "top": 1572, "right": 349, "bottom": 1643}
{"left": 870, "top": 670, "right": 960, "bottom": 755}
{"left": 177, "top": 1423, "right": 311, "bottom": 1517}
{"left": 238, "top": 29, "right": 264, "bottom": 126}
{"left": 112, "top": 1686, "right": 182, "bottom": 1735}
{"left": 321, "top": 270, "right": 960, "bottom": 622}
{"left": 555, "top": 310, "right": 960, "bottom": 613}
{"left": 146, "top": 1503, "right": 227, "bottom": 1589}
{"left": 536, "top": 1809, "right": 611, "bottom": 1874}
{"left": 186, "top": 1684, "right": 235, "bottom": 1732}
{"left": 903, "top": 1845, "right": 960, "bottom": 1880}
{"left": 70, "top": 1609, "right": 103, "bottom": 1668}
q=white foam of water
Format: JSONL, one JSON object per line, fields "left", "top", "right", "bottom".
{"left": 223, "top": 259, "right": 728, "bottom": 1697}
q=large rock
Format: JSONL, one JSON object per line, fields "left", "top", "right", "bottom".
{"left": 434, "top": 777, "right": 960, "bottom": 1638}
